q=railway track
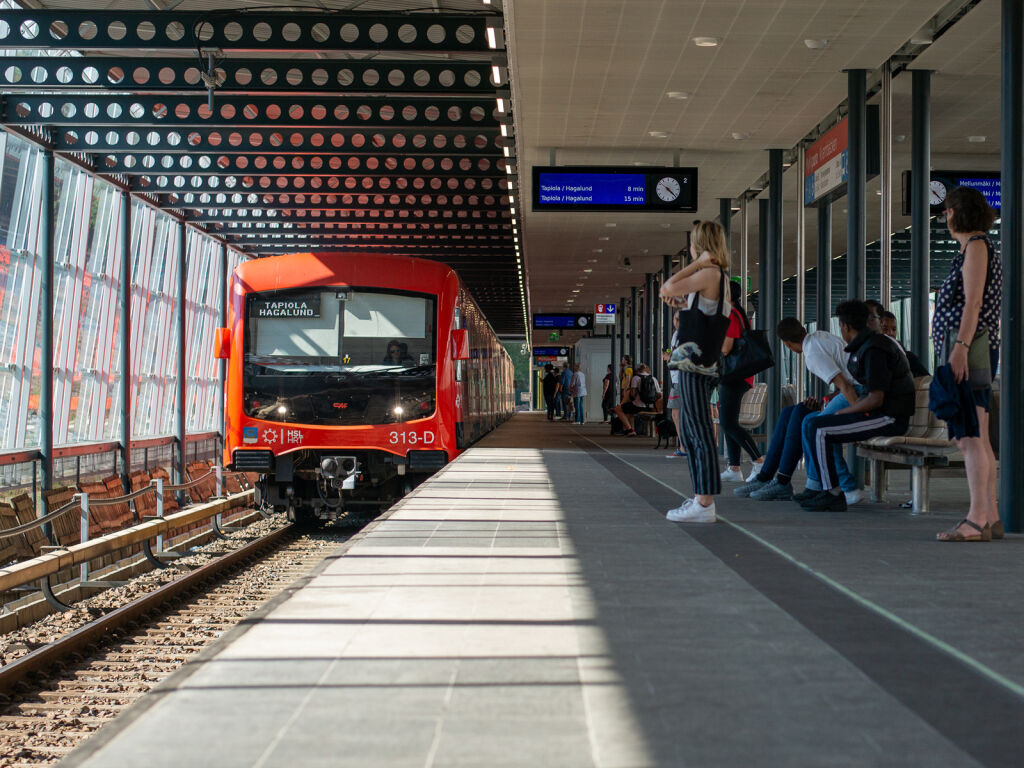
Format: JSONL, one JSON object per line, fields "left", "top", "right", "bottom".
{"left": 0, "top": 514, "right": 368, "bottom": 767}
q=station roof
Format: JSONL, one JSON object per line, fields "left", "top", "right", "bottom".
{"left": 0, "top": 1, "right": 1004, "bottom": 346}
{"left": 0, "top": 0, "right": 526, "bottom": 336}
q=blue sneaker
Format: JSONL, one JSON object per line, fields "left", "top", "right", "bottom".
{"left": 750, "top": 478, "right": 794, "bottom": 501}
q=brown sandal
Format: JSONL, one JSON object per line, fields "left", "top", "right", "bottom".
{"left": 991, "top": 520, "right": 1005, "bottom": 540}
{"left": 936, "top": 518, "right": 991, "bottom": 542}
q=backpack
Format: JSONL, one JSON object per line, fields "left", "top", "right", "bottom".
{"left": 637, "top": 374, "right": 659, "bottom": 406}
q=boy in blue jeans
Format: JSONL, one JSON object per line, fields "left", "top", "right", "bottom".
{"left": 735, "top": 318, "right": 863, "bottom": 502}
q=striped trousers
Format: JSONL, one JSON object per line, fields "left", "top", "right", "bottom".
{"left": 806, "top": 412, "right": 908, "bottom": 490}
{"left": 678, "top": 370, "right": 720, "bottom": 496}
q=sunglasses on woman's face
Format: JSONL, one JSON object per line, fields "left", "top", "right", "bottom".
{"left": 388, "top": 348, "right": 400, "bottom": 354}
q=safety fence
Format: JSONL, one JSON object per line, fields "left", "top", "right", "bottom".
{"left": 0, "top": 460, "right": 260, "bottom": 613}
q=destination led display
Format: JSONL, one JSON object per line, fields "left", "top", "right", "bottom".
{"left": 532, "top": 166, "right": 697, "bottom": 212}
{"left": 532, "top": 313, "right": 594, "bottom": 330}
{"left": 900, "top": 170, "right": 1001, "bottom": 215}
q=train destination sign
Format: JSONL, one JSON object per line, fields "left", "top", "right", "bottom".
{"left": 532, "top": 166, "right": 698, "bottom": 212}
{"left": 252, "top": 294, "right": 321, "bottom": 318}
{"left": 532, "top": 313, "right": 594, "bottom": 330}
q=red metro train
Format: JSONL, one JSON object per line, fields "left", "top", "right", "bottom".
{"left": 215, "top": 252, "right": 515, "bottom": 523}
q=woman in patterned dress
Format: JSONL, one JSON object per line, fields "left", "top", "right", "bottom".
{"left": 932, "top": 187, "right": 1003, "bottom": 542}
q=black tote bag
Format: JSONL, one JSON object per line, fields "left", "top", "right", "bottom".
{"left": 671, "top": 268, "right": 731, "bottom": 375}
{"left": 720, "top": 302, "right": 775, "bottom": 384}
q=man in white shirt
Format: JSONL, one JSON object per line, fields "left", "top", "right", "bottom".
{"left": 734, "top": 319, "right": 863, "bottom": 502}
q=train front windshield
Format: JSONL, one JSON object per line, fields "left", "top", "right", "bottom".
{"left": 243, "top": 288, "right": 437, "bottom": 426}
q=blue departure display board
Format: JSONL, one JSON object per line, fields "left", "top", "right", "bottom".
{"left": 532, "top": 313, "right": 594, "bottom": 330}
{"left": 902, "top": 170, "right": 1001, "bottom": 215}
{"left": 532, "top": 166, "right": 698, "bottom": 212}
{"left": 532, "top": 346, "right": 570, "bottom": 357}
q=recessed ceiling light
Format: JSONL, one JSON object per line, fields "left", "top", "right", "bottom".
{"left": 605, "top": 222, "right": 617, "bottom": 227}
{"left": 598, "top": 236, "right": 610, "bottom": 241}
{"left": 804, "top": 39, "right": 829, "bottom": 49}
{"left": 592, "top": 248, "right": 603, "bottom": 253}
{"left": 660, "top": 223, "right": 672, "bottom": 229}
{"left": 571, "top": 289, "right": 580, "bottom": 293}
{"left": 583, "top": 268, "right": 593, "bottom": 273}
{"left": 968, "top": 135, "right": 987, "bottom": 143}
{"left": 693, "top": 36, "right": 719, "bottom": 47}
{"left": 894, "top": 134, "right": 907, "bottom": 142}
{"left": 666, "top": 91, "right": 690, "bottom": 100}
{"left": 587, "top": 258, "right": 599, "bottom": 263}
{"left": 648, "top": 130, "right": 669, "bottom": 139}
{"left": 731, "top": 132, "right": 749, "bottom": 140}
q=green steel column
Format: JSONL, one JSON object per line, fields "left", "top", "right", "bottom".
{"left": 176, "top": 222, "right": 187, "bottom": 486}
{"left": 119, "top": 192, "right": 132, "bottom": 488}
{"left": 619, "top": 293, "right": 626, "bottom": 374}
{"left": 644, "top": 272, "right": 654, "bottom": 368}
{"left": 629, "top": 286, "right": 637, "bottom": 366}
{"left": 816, "top": 201, "right": 833, "bottom": 399}
{"left": 39, "top": 150, "right": 55, "bottom": 519}
{"left": 766, "top": 150, "right": 784, "bottom": 440}
{"left": 1000, "top": 0, "right": 1023, "bottom": 532}
{"left": 847, "top": 69, "right": 867, "bottom": 300}
{"left": 662, "top": 253, "right": 672, "bottom": 386}
{"left": 910, "top": 70, "right": 932, "bottom": 358}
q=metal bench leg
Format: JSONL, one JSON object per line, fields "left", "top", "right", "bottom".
{"left": 870, "top": 460, "right": 888, "bottom": 503}
{"left": 869, "top": 460, "right": 881, "bottom": 502}
{"left": 911, "top": 465, "right": 931, "bottom": 515}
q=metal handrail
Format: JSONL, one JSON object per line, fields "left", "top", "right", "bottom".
{"left": 0, "top": 497, "right": 82, "bottom": 540}
{"left": 0, "top": 432, "right": 223, "bottom": 467}
{"left": 0, "top": 465, "right": 248, "bottom": 540}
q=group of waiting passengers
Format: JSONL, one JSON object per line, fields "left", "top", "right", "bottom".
{"left": 612, "top": 186, "right": 1000, "bottom": 543}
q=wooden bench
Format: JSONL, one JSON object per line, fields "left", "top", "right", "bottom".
{"left": 633, "top": 396, "right": 667, "bottom": 440}
{"left": 737, "top": 382, "right": 768, "bottom": 445}
{"left": 855, "top": 375, "right": 965, "bottom": 515}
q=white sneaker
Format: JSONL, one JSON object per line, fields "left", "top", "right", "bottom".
{"left": 665, "top": 498, "right": 692, "bottom": 520}
{"left": 720, "top": 467, "right": 744, "bottom": 483}
{"left": 844, "top": 489, "right": 864, "bottom": 505}
{"left": 667, "top": 499, "right": 717, "bottom": 523}
{"left": 745, "top": 464, "right": 764, "bottom": 482}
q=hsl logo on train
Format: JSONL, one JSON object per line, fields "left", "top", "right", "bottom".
{"left": 243, "top": 426, "right": 258, "bottom": 444}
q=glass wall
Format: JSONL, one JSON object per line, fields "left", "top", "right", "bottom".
{"left": 0, "top": 128, "right": 238, "bottom": 453}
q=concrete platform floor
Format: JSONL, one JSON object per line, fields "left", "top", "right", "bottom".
{"left": 64, "top": 412, "right": 1023, "bottom": 768}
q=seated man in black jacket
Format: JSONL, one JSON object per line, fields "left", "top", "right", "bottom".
{"left": 879, "top": 311, "right": 930, "bottom": 377}
{"left": 801, "top": 300, "right": 915, "bottom": 511}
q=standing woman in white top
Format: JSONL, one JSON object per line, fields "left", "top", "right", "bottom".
{"left": 659, "top": 221, "right": 733, "bottom": 523}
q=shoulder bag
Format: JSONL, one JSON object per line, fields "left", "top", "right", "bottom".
{"left": 720, "top": 302, "right": 775, "bottom": 384}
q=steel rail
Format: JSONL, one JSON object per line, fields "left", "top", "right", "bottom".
{"left": 0, "top": 522, "right": 293, "bottom": 695}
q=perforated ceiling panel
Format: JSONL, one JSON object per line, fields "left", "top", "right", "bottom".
{"left": 0, "top": 5, "right": 526, "bottom": 337}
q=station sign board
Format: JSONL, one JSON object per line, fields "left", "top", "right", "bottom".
{"left": 532, "top": 166, "right": 698, "bottom": 212}
{"left": 532, "top": 346, "right": 570, "bottom": 357}
{"left": 900, "top": 170, "right": 1001, "bottom": 215}
{"left": 595, "top": 303, "right": 616, "bottom": 325}
{"left": 803, "top": 107, "right": 879, "bottom": 207}
{"left": 532, "top": 313, "right": 593, "bottom": 330}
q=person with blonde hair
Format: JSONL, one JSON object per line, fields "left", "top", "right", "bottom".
{"left": 659, "top": 220, "right": 732, "bottom": 523}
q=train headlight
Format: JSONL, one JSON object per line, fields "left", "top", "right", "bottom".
{"left": 277, "top": 405, "right": 288, "bottom": 415}
{"left": 393, "top": 406, "right": 404, "bottom": 416}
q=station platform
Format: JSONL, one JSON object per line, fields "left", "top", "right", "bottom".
{"left": 65, "top": 412, "right": 1022, "bottom": 768}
